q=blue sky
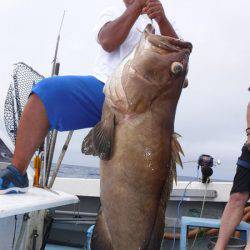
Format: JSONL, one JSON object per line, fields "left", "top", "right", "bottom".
{"left": 0, "top": 0, "right": 250, "bottom": 180}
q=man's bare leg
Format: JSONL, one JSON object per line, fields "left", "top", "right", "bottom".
{"left": 12, "top": 94, "right": 50, "bottom": 175}
{"left": 215, "top": 192, "right": 249, "bottom": 250}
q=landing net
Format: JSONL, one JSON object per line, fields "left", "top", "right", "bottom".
{"left": 4, "top": 62, "right": 44, "bottom": 144}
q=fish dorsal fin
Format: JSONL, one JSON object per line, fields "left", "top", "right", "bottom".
{"left": 171, "top": 133, "right": 184, "bottom": 184}
{"left": 82, "top": 108, "right": 115, "bottom": 161}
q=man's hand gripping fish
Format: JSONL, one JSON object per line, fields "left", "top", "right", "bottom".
{"left": 82, "top": 24, "right": 192, "bottom": 250}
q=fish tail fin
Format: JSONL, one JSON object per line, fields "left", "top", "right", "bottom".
{"left": 171, "top": 133, "right": 184, "bottom": 184}
{"left": 91, "top": 209, "right": 113, "bottom": 250}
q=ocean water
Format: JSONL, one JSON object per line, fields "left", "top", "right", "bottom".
{"left": 50, "top": 164, "right": 227, "bottom": 182}
{"left": 50, "top": 164, "right": 100, "bottom": 179}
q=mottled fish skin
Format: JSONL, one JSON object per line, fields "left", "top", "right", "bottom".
{"left": 82, "top": 24, "right": 192, "bottom": 250}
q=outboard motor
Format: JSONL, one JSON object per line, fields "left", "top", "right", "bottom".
{"left": 198, "top": 154, "right": 214, "bottom": 183}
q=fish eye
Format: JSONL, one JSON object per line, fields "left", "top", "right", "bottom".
{"left": 171, "top": 62, "right": 183, "bottom": 75}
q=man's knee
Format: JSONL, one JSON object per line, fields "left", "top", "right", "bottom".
{"left": 229, "top": 192, "right": 249, "bottom": 207}
{"left": 28, "top": 93, "right": 46, "bottom": 112}
{"left": 29, "top": 92, "right": 41, "bottom": 103}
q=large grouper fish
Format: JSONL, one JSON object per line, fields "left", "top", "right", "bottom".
{"left": 82, "top": 24, "right": 192, "bottom": 250}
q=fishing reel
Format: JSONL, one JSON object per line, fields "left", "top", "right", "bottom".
{"left": 198, "top": 154, "right": 220, "bottom": 183}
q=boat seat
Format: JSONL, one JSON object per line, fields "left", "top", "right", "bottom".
{"left": 180, "top": 216, "right": 250, "bottom": 250}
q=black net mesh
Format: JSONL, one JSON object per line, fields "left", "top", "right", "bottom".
{"left": 4, "top": 62, "right": 45, "bottom": 144}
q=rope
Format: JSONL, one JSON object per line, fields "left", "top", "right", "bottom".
{"left": 190, "top": 180, "right": 209, "bottom": 250}
{"left": 171, "top": 167, "right": 199, "bottom": 250}
{"left": 14, "top": 214, "right": 29, "bottom": 250}
{"left": 12, "top": 215, "right": 17, "bottom": 250}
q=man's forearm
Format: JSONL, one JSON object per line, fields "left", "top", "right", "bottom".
{"left": 143, "top": 0, "right": 178, "bottom": 38}
{"left": 158, "top": 17, "right": 178, "bottom": 38}
{"left": 98, "top": 3, "right": 142, "bottom": 52}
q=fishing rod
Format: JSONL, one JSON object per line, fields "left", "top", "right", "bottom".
{"left": 44, "top": 11, "right": 75, "bottom": 189}
{"left": 48, "top": 130, "right": 74, "bottom": 188}
{"left": 42, "top": 11, "right": 66, "bottom": 187}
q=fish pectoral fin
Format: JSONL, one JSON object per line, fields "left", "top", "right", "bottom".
{"left": 82, "top": 110, "right": 115, "bottom": 161}
{"left": 81, "top": 129, "right": 98, "bottom": 156}
{"left": 92, "top": 119, "right": 115, "bottom": 161}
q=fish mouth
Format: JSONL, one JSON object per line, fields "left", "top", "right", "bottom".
{"left": 147, "top": 33, "right": 193, "bottom": 54}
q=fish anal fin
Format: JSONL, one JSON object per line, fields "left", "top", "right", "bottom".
{"left": 171, "top": 133, "right": 184, "bottom": 184}
{"left": 173, "top": 133, "right": 184, "bottom": 156}
{"left": 172, "top": 159, "right": 177, "bottom": 185}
